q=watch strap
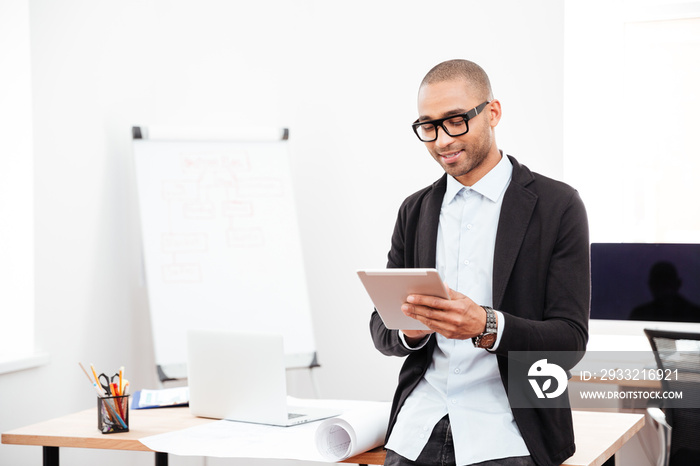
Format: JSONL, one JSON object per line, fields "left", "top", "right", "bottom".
{"left": 472, "top": 306, "right": 497, "bottom": 348}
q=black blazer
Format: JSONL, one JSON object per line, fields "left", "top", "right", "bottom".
{"left": 370, "top": 155, "right": 590, "bottom": 466}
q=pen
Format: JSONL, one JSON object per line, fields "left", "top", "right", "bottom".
{"left": 92, "top": 382, "right": 106, "bottom": 397}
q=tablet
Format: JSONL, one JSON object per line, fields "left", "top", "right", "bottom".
{"left": 357, "top": 268, "right": 450, "bottom": 330}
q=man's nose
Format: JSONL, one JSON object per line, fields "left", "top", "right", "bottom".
{"left": 434, "top": 125, "right": 456, "bottom": 147}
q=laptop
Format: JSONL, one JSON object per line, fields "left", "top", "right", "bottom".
{"left": 186, "top": 329, "right": 339, "bottom": 426}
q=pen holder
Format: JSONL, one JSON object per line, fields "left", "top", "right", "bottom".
{"left": 97, "top": 395, "right": 130, "bottom": 434}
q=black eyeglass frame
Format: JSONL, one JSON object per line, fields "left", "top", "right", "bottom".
{"left": 411, "top": 101, "right": 491, "bottom": 142}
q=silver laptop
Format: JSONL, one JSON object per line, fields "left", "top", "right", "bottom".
{"left": 186, "top": 329, "right": 339, "bottom": 426}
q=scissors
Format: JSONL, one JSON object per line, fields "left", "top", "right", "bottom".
{"left": 98, "top": 372, "right": 120, "bottom": 396}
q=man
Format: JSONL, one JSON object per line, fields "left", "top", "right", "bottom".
{"left": 370, "top": 59, "right": 590, "bottom": 466}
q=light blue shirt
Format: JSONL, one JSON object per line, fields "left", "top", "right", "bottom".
{"left": 386, "top": 154, "right": 530, "bottom": 465}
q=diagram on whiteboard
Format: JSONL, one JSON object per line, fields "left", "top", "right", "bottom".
{"left": 157, "top": 150, "right": 286, "bottom": 284}
{"left": 133, "top": 139, "right": 317, "bottom": 376}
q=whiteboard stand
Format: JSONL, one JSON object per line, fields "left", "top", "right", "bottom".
{"left": 132, "top": 126, "right": 319, "bottom": 386}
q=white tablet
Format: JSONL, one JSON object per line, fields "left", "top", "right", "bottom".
{"left": 357, "top": 268, "right": 450, "bottom": 330}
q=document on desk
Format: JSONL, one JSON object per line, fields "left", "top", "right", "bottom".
{"left": 139, "top": 397, "right": 391, "bottom": 462}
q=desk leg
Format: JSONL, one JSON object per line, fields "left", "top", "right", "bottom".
{"left": 43, "top": 446, "right": 59, "bottom": 466}
{"left": 155, "top": 452, "right": 168, "bottom": 466}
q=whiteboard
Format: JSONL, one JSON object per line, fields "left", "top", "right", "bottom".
{"left": 132, "top": 132, "right": 316, "bottom": 379}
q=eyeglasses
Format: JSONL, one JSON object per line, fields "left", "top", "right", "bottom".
{"left": 411, "top": 101, "right": 490, "bottom": 142}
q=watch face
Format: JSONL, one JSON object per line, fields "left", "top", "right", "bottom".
{"left": 478, "top": 333, "right": 497, "bottom": 348}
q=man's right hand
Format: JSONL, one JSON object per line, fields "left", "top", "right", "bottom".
{"left": 401, "top": 329, "right": 433, "bottom": 347}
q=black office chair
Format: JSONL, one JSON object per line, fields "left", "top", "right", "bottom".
{"left": 644, "top": 329, "right": 700, "bottom": 466}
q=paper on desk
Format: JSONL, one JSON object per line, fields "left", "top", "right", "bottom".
{"left": 139, "top": 397, "right": 390, "bottom": 462}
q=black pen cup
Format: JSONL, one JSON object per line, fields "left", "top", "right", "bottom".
{"left": 97, "top": 395, "right": 130, "bottom": 434}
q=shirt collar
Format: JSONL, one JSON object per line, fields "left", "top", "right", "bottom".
{"left": 444, "top": 173, "right": 467, "bottom": 206}
{"left": 444, "top": 152, "right": 513, "bottom": 205}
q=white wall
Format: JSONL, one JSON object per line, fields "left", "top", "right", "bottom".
{"left": 0, "top": 0, "right": 34, "bottom": 361}
{"left": 564, "top": 0, "right": 700, "bottom": 243}
{"left": 0, "top": 1, "right": 565, "bottom": 465}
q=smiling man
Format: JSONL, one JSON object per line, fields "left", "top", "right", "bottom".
{"left": 370, "top": 60, "right": 590, "bottom": 466}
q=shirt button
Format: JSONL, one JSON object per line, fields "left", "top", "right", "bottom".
{"left": 464, "top": 260, "right": 470, "bottom": 266}
{"left": 467, "top": 224, "right": 473, "bottom": 230}
{"left": 454, "top": 368, "right": 460, "bottom": 374}
{"left": 451, "top": 399, "right": 458, "bottom": 405}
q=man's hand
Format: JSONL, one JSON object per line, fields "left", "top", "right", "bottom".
{"left": 400, "top": 287, "right": 490, "bottom": 340}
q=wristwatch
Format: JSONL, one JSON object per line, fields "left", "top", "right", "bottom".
{"left": 472, "top": 306, "right": 498, "bottom": 349}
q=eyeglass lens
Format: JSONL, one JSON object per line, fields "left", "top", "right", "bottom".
{"left": 415, "top": 116, "right": 469, "bottom": 142}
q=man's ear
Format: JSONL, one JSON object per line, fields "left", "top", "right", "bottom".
{"left": 488, "top": 99, "right": 502, "bottom": 128}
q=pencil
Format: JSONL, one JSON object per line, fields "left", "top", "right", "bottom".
{"left": 119, "top": 366, "right": 124, "bottom": 396}
{"left": 89, "top": 363, "right": 100, "bottom": 386}
{"left": 78, "top": 363, "right": 93, "bottom": 384}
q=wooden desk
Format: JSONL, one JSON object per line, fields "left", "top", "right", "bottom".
{"left": 566, "top": 411, "right": 644, "bottom": 466}
{"left": 2, "top": 407, "right": 644, "bottom": 466}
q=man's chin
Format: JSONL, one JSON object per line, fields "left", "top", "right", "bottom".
{"left": 442, "top": 162, "right": 471, "bottom": 178}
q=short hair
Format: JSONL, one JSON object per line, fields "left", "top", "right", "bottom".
{"left": 420, "top": 59, "right": 493, "bottom": 100}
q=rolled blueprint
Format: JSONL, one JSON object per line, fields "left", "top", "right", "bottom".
{"left": 315, "top": 403, "right": 391, "bottom": 461}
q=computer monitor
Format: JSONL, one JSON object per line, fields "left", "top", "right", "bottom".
{"left": 590, "top": 243, "right": 700, "bottom": 322}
